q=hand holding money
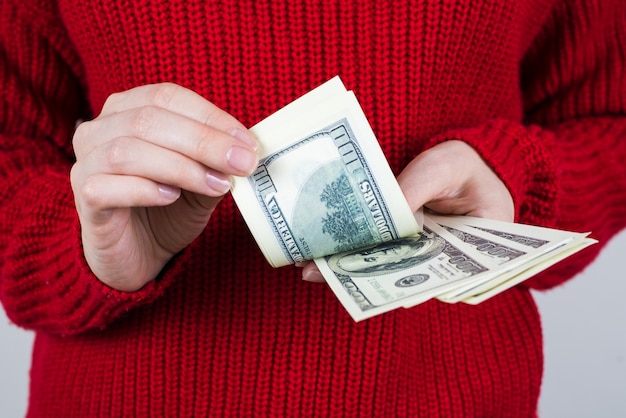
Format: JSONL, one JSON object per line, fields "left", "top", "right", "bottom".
{"left": 231, "top": 77, "right": 596, "bottom": 321}
{"left": 397, "top": 140, "right": 515, "bottom": 223}
{"left": 71, "top": 83, "right": 259, "bottom": 292}
{"left": 316, "top": 214, "right": 595, "bottom": 320}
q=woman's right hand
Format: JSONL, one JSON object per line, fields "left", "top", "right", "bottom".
{"left": 70, "top": 83, "right": 259, "bottom": 291}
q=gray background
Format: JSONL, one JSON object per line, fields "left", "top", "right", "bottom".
{"left": 2, "top": 230, "right": 625, "bottom": 417}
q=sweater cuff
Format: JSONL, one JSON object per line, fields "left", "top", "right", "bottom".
{"left": 421, "top": 118, "right": 560, "bottom": 227}
{"left": 0, "top": 171, "right": 186, "bottom": 336}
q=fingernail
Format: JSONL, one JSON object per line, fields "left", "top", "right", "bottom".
{"left": 229, "top": 128, "right": 258, "bottom": 150}
{"left": 158, "top": 184, "right": 181, "bottom": 200}
{"left": 205, "top": 170, "right": 232, "bottom": 194}
{"left": 302, "top": 270, "right": 325, "bottom": 283}
{"left": 227, "top": 145, "right": 259, "bottom": 174}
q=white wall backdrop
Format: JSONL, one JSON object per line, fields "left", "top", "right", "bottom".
{"left": 534, "top": 229, "right": 626, "bottom": 418}
{"left": 1, "top": 230, "right": 626, "bottom": 418}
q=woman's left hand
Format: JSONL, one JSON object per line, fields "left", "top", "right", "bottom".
{"left": 299, "top": 140, "right": 514, "bottom": 282}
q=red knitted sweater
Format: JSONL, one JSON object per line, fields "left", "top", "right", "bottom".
{"left": 1, "top": 0, "right": 625, "bottom": 416}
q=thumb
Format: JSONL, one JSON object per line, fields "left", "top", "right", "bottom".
{"left": 397, "top": 143, "right": 465, "bottom": 213}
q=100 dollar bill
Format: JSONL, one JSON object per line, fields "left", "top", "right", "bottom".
{"left": 315, "top": 218, "right": 500, "bottom": 321}
{"left": 428, "top": 215, "right": 597, "bottom": 303}
{"left": 231, "top": 77, "right": 420, "bottom": 267}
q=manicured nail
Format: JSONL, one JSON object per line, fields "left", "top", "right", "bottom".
{"left": 205, "top": 170, "right": 232, "bottom": 194}
{"left": 229, "top": 127, "right": 258, "bottom": 150}
{"left": 158, "top": 184, "right": 181, "bottom": 200}
{"left": 227, "top": 145, "right": 259, "bottom": 174}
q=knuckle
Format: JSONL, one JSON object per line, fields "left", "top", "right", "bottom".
{"left": 69, "top": 164, "right": 83, "bottom": 195}
{"left": 194, "top": 126, "right": 216, "bottom": 158}
{"left": 72, "top": 122, "right": 89, "bottom": 150}
{"left": 129, "top": 106, "right": 158, "bottom": 138}
{"left": 202, "top": 104, "right": 227, "bottom": 128}
{"left": 148, "top": 82, "right": 178, "bottom": 108}
{"left": 78, "top": 176, "right": 104, "bottom": 209}
{"left": 102, "top": 137, "right": 133, "bottom": 172}
{"left": 102, "top": 90, "right": 127, "bottom": 111}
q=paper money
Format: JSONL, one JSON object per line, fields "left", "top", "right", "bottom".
{"left": 460, "top": 237, "right": 596, "bottom": 304}
{"left": 231, "top": 77, "right": 420, "bottom": 267}
{"left": 315, "top": 217, "right": 500, "bottom": 321}
{"left": 428, "top": 214, "right": 586, "bottom": 302}
{"left": 428, "top": 215, "right": 596, "bottom": 304}
{"left": 316, "top": 214, "right": 597, "bottom": 321}
{"left": 230, "top": 76, "right": 597, "bottom": 321}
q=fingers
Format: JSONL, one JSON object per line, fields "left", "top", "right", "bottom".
{"left": 74, "top": 105, "right": 258, "bottom": 177}
{"left": 398, "top": 140, "right": 514, "bottom": 222}
{"left": 397, "top": 142, "right": 463, "bottom": 213}
{"left": 77, "top": 135, "right": 233, "bottom": 197}
{"left": 297, "top": 262, "right": 326, "bottom": 283}
{"left": 69, "top": 84, "right": 251, "bottom": 289}
{"left": 72, "top": 83, "right": 259, "bottom": 202}
{"left": 71, "top": 83, "right": 260, "bottom": 218}
{"left": 101, "top": 83, "right": 246, "bottom": 132}
{"left": 71, "top": 170, "right": 178, "bottom": 224}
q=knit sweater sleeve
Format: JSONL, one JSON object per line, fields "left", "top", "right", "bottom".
{"left": 0, "top": 1, "right": 182, "bottom": 336}
{"left": 424, "top": 1, "right": 626, "bottom": 290}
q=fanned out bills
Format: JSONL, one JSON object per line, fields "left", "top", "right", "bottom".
{"left": 231, "top": 77, "right": 597, "bottom": 322}
{"left": 316, "top": 215, "right": 595, "bottom": 321}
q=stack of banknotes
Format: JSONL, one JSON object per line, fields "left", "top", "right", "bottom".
{"left": 231, "top": 77, "right": 596, "bottom": 322}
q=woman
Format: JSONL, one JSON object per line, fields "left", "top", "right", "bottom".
{"left": 1, "top": 0, "right": 625, "bottom": 416}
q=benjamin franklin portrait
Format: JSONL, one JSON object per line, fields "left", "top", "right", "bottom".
{"left": 327, "top": 231, "right": 446, "bottom": 277}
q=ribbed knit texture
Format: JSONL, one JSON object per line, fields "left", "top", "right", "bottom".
{"left": 1, "top": 0, "right": 625, "bottom": 416}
